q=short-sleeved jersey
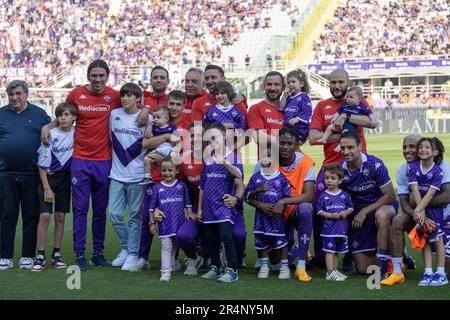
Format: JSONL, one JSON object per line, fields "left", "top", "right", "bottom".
{"left": 284, "top": 92, "right": 312, "bottom": 144}
{"left": 149, "top": 180, "right": 191, "bottom": 238}
{"left": 310, "top": 97, "right": 369, "bottom": 165}
{"left": 245, "top": 171, "right": 291, "bottom": 236}
{"left": 397, "top": 160, "right": 450, "bottom": 218}
{"left": 191, "top": 94, "right": 248, "bottom": 126}
{"left": 38, "top": 127, "right": 75, "bottom": 174}
{"left": 340, "top": 153, "right": 397, "bottom": 212}
{"left": 183, "top": 91, "right": 206, "bottom": 123}
{"left": 179, "top": 152, "right": 204, "bottom": 209}
{"left": 143, "top": 92, "right": 168, "bottom": 113}
{"left": 204, "top": 104, "right": 245, "bottom": 131}
{"left": 337, "top": 101, "right": 373, "bottom": 117}
{"left": 248, "top": 100, "right": 284, "bottom": 134}
{"left": 66, "top": 85, "right": 121, "bottom": 160}
{"left": 199, "top": 151, "right": 243, "bottom": 224}
{"left": 317, "top": 189, "right": 353, "bottom": 237}
{"left": 109, "top": 108, "right": 148, "bottom": 183}
{"left": 408, "top": 160, "right": 443, "bottom": 197}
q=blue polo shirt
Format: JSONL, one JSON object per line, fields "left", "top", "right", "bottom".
{"left": 0, "top": 103, "right": 51, "bottom": 176}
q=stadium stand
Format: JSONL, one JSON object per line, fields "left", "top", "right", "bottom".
{"left": 0, "top": 0, "right": 301, "bottom": 87}
{"left": 310, "top": 0, "right": 448, "bottom": 63}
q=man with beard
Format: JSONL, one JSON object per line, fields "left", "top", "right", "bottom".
{"left": 142, "top": 66, "right": 169, "bottom": 112}
{"left": 190, "top": 65, "right": 248, "bottom": 125}
{"left": 248, "top": 71, "right": 285, "bottom": 145}
{"left": 308, "top": 69, "right": 374, "bottom": 271}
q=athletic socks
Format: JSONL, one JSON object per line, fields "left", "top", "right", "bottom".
{"left": 392, "top": 257, "right": 403, "bottom": 274}
{"left": 425, "top": 267, "right": 433, "bottom": 275}
{"left": 296, "top": 259, "right": 306, "bottom": 269}
{"left": 436, "top": 267, "right": 446, "bottom": 275}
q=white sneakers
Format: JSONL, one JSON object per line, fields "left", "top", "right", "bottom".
{"left": 257, "top": 264, "right": 270, "bottom": 279}
{"left": 184, "top": 256, "right": 204, "bottom": 276}
{"left": 278, "top": 265, "right": 291, "bottom": 280}
{"left": 112, "top": 249, "right": 128, "bottom": 267}
{"left": 19, "top": 257, "right": 33, "bottom": 270}
{"left": 258, "top": 264, "right": 290, "bottom": 279}
{"left": 326, "top": 269, "right": 346, "bottom": 281}
{"left": 160, "top": 271, "right": 171, "bottom": 281}
{"left": 121, "top": 255, "right": 139, "bottom": 271}
{"left": 0, "top": 258, "right": 13, "bottom": 270}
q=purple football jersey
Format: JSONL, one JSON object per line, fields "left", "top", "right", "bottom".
{"left": 283, "top": 92, "right": 312, "bottom": 144}
{"left": 199, "top": 151, "right": 243, "bottom": 224}
{"left": 149, "top": 180, "right": 191, "bottom": 237}
{"left": 340, "top": 153, "right": 398, "bottom": 213}
{"left": 408, "top": 160, "right": 444, "bottom": 238}
{"left": 337, "top": 102, "right": 372, "bottom": 117}
{"left": 317, "top": 189, "right": 353, "bottom": 237}
{"left": 245, "top": 171, "right": 291, "bottom": 236}
{"left": 152, "top": 123, "right": 177, "bottom": 137}
{"left": 204, "top": 104, "right": 245, "bottom": 130}
{"left": 408, "top": 160, "right": 443, "bottom": 196}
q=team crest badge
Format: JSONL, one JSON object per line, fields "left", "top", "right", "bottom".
{"left": 363, "top": 168, "right": 370, "bottom": 176}
{"left": 79, "top": 95, "right": 86, "bottom": 100}
{"left": 176, "top": 184, "right": 182, "bottom": 190}
{"left": 115, "top": 116, "right": 121, "bottom": 121}
{"left": 104, "top": 95, "right": 111, "bottom": 102}
{"left": 427, "top": 172, "right": 433, "bottom": 179}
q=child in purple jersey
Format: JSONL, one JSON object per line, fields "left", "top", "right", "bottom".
{"left": 316, "top": 164, "right": 353, "bottom": 281}
{"left": 318, "top": 86, "right": 376, "bottom": 150}
{"left": 199, "top": 122, "right": 244, "bottom": 283}
{"left": 32, "top": 103, "right": 77, "bottom": 272}
{"left": 409, "top": 137, "right": 448, "bottom": 286}
{"left": 280, "top": 69, "right": 312, "bottom": 145}
{"left": 204, "top": 81, "right": 245, "bottom": 143}
{"left": 140, "top": 105, "right": 180, "bottom": 185}
{"left": 245, "top": 146, "right": 292, "bottom": 279}
{"left": 149, "top": 159, "right": 194, "bottom": 282}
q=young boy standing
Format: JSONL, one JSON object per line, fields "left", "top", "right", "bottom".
{"left": 32, "top": 103, "right": 77, "bottom": 271}
{"left": 109, "top": 83, "right": 150, "bottom": 271}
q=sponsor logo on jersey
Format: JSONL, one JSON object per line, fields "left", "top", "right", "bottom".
{"left": 264, "top": 109, "right": 272, "bottom": 113}
{"left": 78, "top": 105, "right": 110, "bottom": 112}
{"left": 79, "top": 95, "right": 87, "bottom": 100}
{"left": 325, "top": 105, "right": 333, "bottom": 110}
{"left": 205, "top": 102, "right": 211, "bottom": 107}
{"left": 266, "top": 118, "right": 283, "bottom": 125}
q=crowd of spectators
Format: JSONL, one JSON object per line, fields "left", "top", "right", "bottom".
{"left": 311, "top": 0, "right": 448, "bottom": 63}
{"left": 0, "top": 0, "right": 299, "bottom": 87}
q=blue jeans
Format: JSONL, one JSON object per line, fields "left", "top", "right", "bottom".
{"left": 108, "top": 179, "right": 143, "bottom": 256}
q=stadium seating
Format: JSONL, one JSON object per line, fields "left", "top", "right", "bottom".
{"left": 0, "top": 0, "right": 301, "bottom": 87}
{"left": 310, "top": 0, "right": 448, "bottom": 63}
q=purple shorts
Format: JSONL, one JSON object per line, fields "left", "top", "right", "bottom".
{"left": 322, "top": 236, "right": 348, "bottom": 254}
{"left": 255, "top": 233, "right": 288, "bottom": 251}
{"left": 348, "top": 211, "right": 377, "bottom": 254}
{"left": 426, "top": 208, "right": 445, "bottom": 243}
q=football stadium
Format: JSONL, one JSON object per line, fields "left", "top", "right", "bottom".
{"left": 0, "top": 0, "right": 449, "bottom": 303}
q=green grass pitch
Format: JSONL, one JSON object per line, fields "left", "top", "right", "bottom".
{"left": 0, "top": 133, "right": 449, "bottom": 300}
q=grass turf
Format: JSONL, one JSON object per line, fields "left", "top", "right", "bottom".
{"left": 0, "top": 133, "right": 449, "bottom": 300}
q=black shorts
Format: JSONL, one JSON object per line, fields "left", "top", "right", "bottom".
{"left": 38, "top": 171, "right": 71, "bottom": 214}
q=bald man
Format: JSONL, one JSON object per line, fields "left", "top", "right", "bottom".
{"left": 308, "top": 69, "right": 374, "bottom": 271}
